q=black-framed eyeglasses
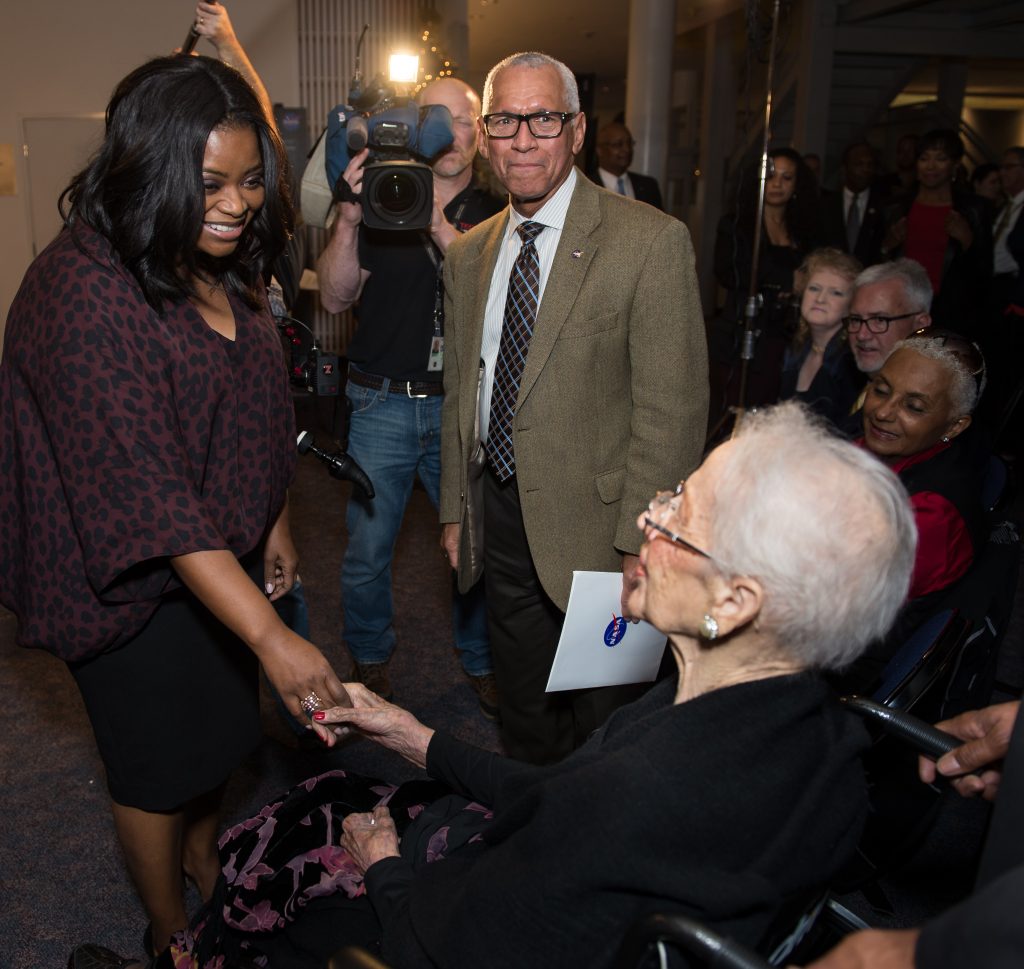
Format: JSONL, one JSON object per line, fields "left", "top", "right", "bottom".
{"left": 642, "top": 481, "right": 715, "bottom": 562}
{"left": 906, "top": 327, "right": 988, "bottom": 395}
{"left": 482, "top": 111, "right": 577, "bottom": 139}
{"left": 843, "top": 311, "right": 919, "bottom": 334}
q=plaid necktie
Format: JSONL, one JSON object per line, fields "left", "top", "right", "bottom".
{"left": 487, "top": 220, "right": 544, "bottom": 481}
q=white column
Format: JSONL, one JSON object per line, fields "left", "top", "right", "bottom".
{"left": 694, "top": 16, "right": 736, "bottom": 312}
{"left": 625, "top": 0, "right": 676, "bottom": 188}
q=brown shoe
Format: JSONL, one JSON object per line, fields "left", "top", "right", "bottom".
{"left": 352, "top": 661, "right": 393, "bottom": 701}
{"left": 469, "top": 673, "right": 501, "bottom": 722}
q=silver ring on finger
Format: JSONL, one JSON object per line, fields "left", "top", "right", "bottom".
{"left": 368, "top": 817, "right": 376, "bottom": 826}
{"left": 300, "top": 691, "right": 325, "bottom": 718}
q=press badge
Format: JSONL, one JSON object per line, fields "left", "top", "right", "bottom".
{"left": 427, "top": 335, "right": 445, "bottom": 371}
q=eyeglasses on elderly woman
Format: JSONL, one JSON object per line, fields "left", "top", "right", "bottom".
{"left": 641, "top": 481, "right": 715, "bottom": 562}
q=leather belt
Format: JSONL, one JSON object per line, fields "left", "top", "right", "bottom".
{"left": 347, "top": 366, "right": 443, "bottom": 398}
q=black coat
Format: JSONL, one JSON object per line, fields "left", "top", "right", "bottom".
{"left": 778, "top": 334, "right": 863, "bottom": 431}
{"left": 586, "top": 167, "right": 664, "bottom": 210}
{"left": 820, "top": 187, "right": 888, "bottom": 267}
{"left": 626, "top": 171, "right": 664, "bottom": 210}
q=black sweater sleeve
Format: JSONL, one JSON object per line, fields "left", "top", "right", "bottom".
{"left": 363, "top": 734, "right": 538, "bottom": 969}
{"left": 424, "top": 730, "right": 536, "bottom": 807}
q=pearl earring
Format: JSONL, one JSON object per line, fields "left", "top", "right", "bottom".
{"left": 699, "top": 614, "right": 720, "bottom": 641}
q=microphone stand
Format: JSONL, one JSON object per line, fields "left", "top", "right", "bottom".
{"left": 730, "top": 0, "right": 782, "bottom": 437}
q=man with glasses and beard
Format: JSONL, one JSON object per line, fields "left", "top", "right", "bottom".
{"left": 439, "top": 52, "right": 707, "bottom": 764}
{"left": 838, "top": 258, "right": 933, "bottom": 435}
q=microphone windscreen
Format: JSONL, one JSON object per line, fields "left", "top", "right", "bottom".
{"left": 346, "top": 115, "right": 369, "bottom": 153}
{"left": 416, "top": 104, "right": 455, "bottom": 160}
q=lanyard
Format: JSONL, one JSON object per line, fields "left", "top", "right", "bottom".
{"left": 422, "top": 196, "right": 470, "bottom": 337}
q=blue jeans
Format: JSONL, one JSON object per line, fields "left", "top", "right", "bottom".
{"left": 342, "top": 377, "right": 491, "bottom": 675}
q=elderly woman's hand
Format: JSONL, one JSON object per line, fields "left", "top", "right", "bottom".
{"left": 315, "top": 683, "right": 436, "bottom": 769}
{"left": 342, "top": 806, "right": 400, "bottom": 875}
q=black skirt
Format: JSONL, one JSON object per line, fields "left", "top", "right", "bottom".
{"left": 69, "top": 558, "right": 262, "bottom": 811}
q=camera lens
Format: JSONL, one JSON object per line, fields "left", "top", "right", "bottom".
{"left": 361, "top": 161, "right": 434, "bottom": 230}
{"left": 373, "top": 171, "right": 421, "bottom": 216}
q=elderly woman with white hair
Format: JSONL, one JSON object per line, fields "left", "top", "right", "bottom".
{"left": 88, "top": 403, "right": 916, "bottom": 969}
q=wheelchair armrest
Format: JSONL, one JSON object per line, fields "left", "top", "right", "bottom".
{"left": 612, "top": 913, "right": 772, "bottom": 969}
{"left": 841, "top": 695, "right": 960, "bottom": 759}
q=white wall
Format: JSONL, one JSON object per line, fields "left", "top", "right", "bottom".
{"left": 1, "top": 0, "right": 299, "bottom": 331}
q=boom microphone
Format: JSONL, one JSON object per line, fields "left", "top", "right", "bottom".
{"left": 181, "top": 0, "right": 218, "bottom": 56}
{"left": 297, "top": 431, "right": 375, "bottom": 500}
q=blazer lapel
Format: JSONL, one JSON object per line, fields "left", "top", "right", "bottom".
{"left": 518, "top": 173, "right": 601, "bottom": 405}
{"left": 459, "top": 212, "right": 508, "bottom": 440}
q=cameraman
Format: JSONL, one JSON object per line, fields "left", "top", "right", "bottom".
{"left": 316, "top": 78, "right": 502, "bottom": 714}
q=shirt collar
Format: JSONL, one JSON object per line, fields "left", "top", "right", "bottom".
{"left": 506, "top": 166, "right": 578, "bottom": 239}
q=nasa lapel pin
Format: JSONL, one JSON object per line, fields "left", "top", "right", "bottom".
{"left": 571, "top": 248, "right": 583, "bottom": 259}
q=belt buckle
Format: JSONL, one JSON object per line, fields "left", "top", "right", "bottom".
{"left": 406, "top": 382, "right": 428, "bottom": 399}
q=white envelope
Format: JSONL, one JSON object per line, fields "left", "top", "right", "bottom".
{"left": 546, "top": 571, "right": 668, "bottom": 692}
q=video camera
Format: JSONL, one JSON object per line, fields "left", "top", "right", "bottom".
{"left": 301, "top": 74, "right": 454, "bottom": 232}
{"left": 329, "top": 74, "right": 455, "bottom": 231}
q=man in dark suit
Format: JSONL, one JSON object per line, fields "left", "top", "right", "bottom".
{"left": 822, "top": 142, "right": 887, "bottom": 267}
{"left": 440, "top": 52, "right": 707, "bottom": 764}
{"left": 588, "top": 121, "right": 664, "bottom": 210}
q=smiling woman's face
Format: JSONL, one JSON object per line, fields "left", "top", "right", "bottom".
{"left": 196, "top": 124, "right": 265, "bottom": 258}
{"left": 861, "top": 348, "right": 968, "bottom": 463}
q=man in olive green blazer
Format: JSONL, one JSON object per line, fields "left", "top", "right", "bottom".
{"left": 440, "top": 52, "right": 708, "bottom": 763}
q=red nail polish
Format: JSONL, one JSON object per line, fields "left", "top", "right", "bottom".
{"left": 313, "top": 711, "right": 325, "bottom": 721}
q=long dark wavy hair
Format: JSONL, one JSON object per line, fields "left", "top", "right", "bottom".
{"left": 60, "top": 55, "right": 294, "bottom": 312}
{"left": 735, "top": 147, "right": 821, "bottom": 249}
